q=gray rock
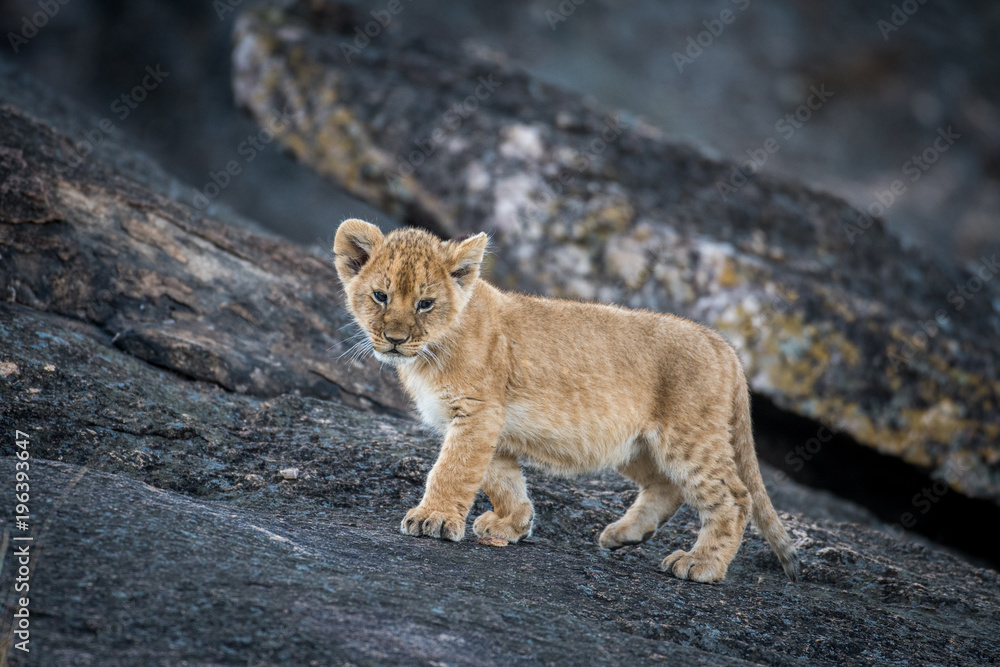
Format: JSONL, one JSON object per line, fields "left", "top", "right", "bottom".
{"left": 0, "top": 65, "right": 407, "bottom": 415}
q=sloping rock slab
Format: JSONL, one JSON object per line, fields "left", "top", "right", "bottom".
{"left": 2, "top": 303, "right": 999, "bottom": 666}
{"left": 0, "top": 65, "right": 406, "bottom": 414}
{"left": 231, "top": 1, "right": 1000, "bottom": 505}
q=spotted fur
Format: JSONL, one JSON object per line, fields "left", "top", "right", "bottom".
{"left": 334, "top": 219, "right": 798, "bottom": 583}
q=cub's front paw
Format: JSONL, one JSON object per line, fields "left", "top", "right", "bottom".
{"left": 400, "top": 505, "right": 465, "bottom": 542}
{"left": 598, "top": 518, "right": 656, "bottom": 550}
{"left": 472, "top": 510, "right": 533, "bottom": 543}
{"left": 661, "top": 549, "right": 727, "bottom": 583}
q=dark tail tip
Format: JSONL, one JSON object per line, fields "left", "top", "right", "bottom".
{"left": 781, "top": 550, "right": 800, "bottom": 583}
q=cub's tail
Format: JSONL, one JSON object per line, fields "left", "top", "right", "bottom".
{"left": 730, "top": 362, "right": 799, "bottom": 582}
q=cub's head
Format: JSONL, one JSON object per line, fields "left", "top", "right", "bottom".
{"left": 333, "top": 219, "right": 488, "bottom": 366}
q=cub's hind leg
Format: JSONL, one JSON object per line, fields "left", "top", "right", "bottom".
{"left": 659, "top": 434, "right": 751, "bottom": 583}
{"left": 472, "top": 452, "right": 534, "bottom": 543}
{"left": 599, "top": 445, "right": 684, "bottom": 550}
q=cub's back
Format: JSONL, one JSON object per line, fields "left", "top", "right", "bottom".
{"left": 496, "top": 288, "right": 733, "bottom": 389}
{"left": 491, "top": 286, "right": 739, "bottom": 438}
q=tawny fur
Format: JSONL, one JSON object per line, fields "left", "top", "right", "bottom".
{"left": 334, "top": 219, "right": 799, "bottom": 583}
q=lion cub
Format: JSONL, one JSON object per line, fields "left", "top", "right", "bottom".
{"left": 334, "top": 219, "right": 798, "bottom": 583}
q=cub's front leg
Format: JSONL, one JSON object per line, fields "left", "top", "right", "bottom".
{"left": 472, "top": 452, "right": 534, "bottom": 543}
{"left": 401, "top": 400, "right": 505, "bottom": 541}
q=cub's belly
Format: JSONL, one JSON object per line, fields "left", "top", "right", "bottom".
{"left": 499, "top": 401, "right": 641, "bottom": 474}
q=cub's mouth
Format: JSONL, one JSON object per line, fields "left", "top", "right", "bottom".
{"left": 373, "top": 346, "right": 417, "bottom": 366}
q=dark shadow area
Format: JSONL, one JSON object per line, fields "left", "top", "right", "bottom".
{"left": 752, "top": 393, "right": 1000, "bottom": 570}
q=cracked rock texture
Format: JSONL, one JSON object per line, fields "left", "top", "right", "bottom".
{"left": 231, "top": 1, "right": 1000, "bottom": 507}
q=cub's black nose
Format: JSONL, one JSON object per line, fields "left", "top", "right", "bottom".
{"left": 384, "top": 332, "right": 410, "bottom": 345}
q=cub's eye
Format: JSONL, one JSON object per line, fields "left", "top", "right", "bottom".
{"left": 373, "top": 290, "right": 388, "bottom": 304}
{"left": 417, "top": 299, "right": 435, "bottom": 312}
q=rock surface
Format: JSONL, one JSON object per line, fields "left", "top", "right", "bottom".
{"left": 0, "top": 62, "right": 406, "bottom": 415}
{"left": 3, "top": 302, "right": 1000, "bottom": 666}
{"left": 231, "top": 1, "right": 1000, "bottom": 507}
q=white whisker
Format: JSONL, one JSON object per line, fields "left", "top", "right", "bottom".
{"left": 329, "top": 329, "right": 368, "bottom": 353}
{"left": 352, "top": 340, "right": 375, "bottom": 363}
{"left": 418, "top": 346, "right": 443, "bottom": 371}
{"left": 337, "top": 338, "right": 372, "bottom": 362}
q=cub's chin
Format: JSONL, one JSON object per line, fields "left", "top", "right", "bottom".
{"left": 373, "top": 350, "right": 417, "bottom": 366}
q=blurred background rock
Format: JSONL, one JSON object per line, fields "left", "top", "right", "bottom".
{"left": 2, "top": 0, "right": 997, "bottom": 260}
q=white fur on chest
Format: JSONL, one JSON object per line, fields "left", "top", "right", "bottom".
{"left": 399, "top": 369, "right": 450, "bottom": 434}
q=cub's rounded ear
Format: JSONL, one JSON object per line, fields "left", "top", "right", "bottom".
{"left": 448, "top": 232, "right": 489, "bottom": 290}
{"left": 334, "top": 219, "right": 383, "bottom": 284}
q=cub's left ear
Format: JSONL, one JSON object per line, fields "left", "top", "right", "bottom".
{"left": 334, "top": 218, "right": 383, "bottom": 285}
{"left": 448, "top": 232, "right": 489, "bottom": 290}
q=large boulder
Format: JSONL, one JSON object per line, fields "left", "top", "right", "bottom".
{"left": 231, "top": 1, "right": 1000, "bottom": 507}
